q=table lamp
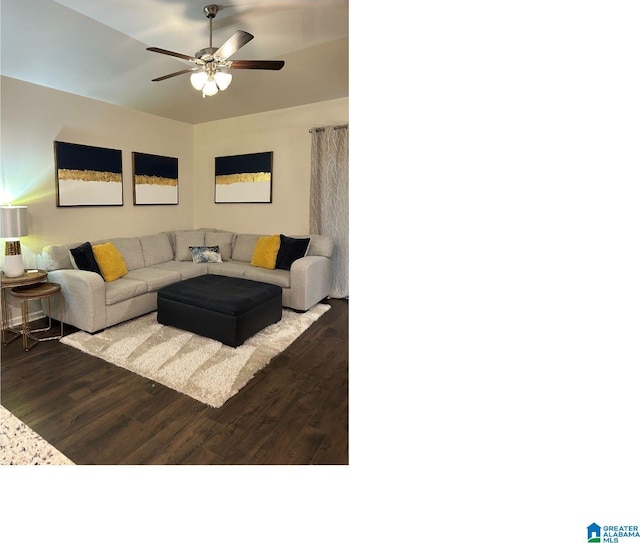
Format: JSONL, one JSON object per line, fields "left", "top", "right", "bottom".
{"left": 0, "top": 205, "right": 29, "bottom": 277}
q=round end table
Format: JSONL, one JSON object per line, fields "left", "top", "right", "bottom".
{"left": 1, "top": 269, "right": 49, "bottom": 347}
{"left": 10, "top": 281, "right": 64, "bottom": 351}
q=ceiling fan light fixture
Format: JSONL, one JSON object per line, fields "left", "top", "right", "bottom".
{"left": 214, "top": 69, "right": 232, "bottom": 91}
{"left": 190, "top": 70, "right": 208, "bottom": 91}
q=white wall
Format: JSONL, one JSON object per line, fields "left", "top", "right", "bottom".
{"left": 193, "top": 98, "right": 348, "bottom": 235}
{"left": 0, "top": 76, "right": 195, "bottom": 269}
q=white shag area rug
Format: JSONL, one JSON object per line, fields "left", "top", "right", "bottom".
{"left": 60, "top": 304, "right": 330, "bottom": 408}
{"left": 0, "top": 405, "right": 74, "bottom": 465}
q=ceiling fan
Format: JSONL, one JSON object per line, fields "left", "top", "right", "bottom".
{"left": 147, "top": 4, "right": 284, "bottom": 97}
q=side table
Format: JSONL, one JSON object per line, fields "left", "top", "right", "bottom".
{"left": 10, "top": 282, "right": 65, "bottom": 351}
{"left": 1, "top": 269, "right": 48, "bottom": 346}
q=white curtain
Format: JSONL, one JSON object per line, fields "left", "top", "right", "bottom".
{"left": 309, "top": 125, "right": 348, "bottom": 298}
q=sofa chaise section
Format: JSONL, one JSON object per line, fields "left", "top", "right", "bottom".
{"left": 204, "top": 233, "right": 333, "bottom": 312}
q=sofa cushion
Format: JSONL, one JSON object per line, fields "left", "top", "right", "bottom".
{"left": 243, "top": 266, "right": 291, "bottom": 289}
{"left": 174, "top": 230, "right": 205, "bottom": 261}
{"left": 232, "top": 233, "right": 260, "bottom": 262}
{"left": 150, "top": 261, "right": 208, "bottom": 280}
{"left": 69, "top": 241, "right": 103, "bottom": 276}
{"left": 92, "top": 242, "right": 128, "bottom": 282}
{"left": 206, "top": 261, "right": 250, "bottom": 279}
{"left": 125, "top": 267, "right": 182, "bottom": 292}
{"left": 251, "top": 235, "right": 280, "bottom": 269}
{"left": 140, "top": 233, "right": 173, "bottom": 266}
{"left": 104, "top": 278, "right": 148, "bottom": 305}
{"left": 275, "top": 235, "right": 310, "bottom": 270}
{"left": 204, "top": 231, "right": 234, "bottom": 261}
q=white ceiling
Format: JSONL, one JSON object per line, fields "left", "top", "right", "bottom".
{"left": 0, "top": 0, "right": 349, "bottom": 124}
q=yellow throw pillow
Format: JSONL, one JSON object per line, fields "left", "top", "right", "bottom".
{"left": 250, "top": 234, "right": 281, "bottom": 269}
{"left": 92, "top": 242, "right": 128, "bottom": 282}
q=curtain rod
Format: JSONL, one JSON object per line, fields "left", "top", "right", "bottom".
{"left": 308, "top": 123, "right": 348, "bottom": 133}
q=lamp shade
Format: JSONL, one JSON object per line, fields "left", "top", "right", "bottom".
{"left": 0, "top": 206, "right": 28, "bottom": 239}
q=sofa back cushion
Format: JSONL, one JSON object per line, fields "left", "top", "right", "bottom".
{"left": 139, "top": 233, "right": 174, "bottom": 267}
{"left": 204, "top": 231, "right": 235, "bottom": 261}
{"left": 40, "top": 243, "right": 76, "bottom": 271}
{"left": 173, "top": 231, "right": 205, "bottom": 261}
{"left": 307, "top": 235, "right": 334, "bottom": 258}
{"left": 101, "top": 237, "right": 145, "bottom": 271}
{"left": 231, "top": 233, "right": 261, "bottom": 262}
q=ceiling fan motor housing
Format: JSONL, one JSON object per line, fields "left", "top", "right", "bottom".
{"left": 196, "top": 47, "right": 217, "bottom": 61}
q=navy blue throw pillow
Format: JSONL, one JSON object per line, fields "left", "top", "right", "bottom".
{"left": 275, "top": 235, "right": 311, "bottom": 270}
{"left": 69, "top": 241, "right": 102, "bottom": 276}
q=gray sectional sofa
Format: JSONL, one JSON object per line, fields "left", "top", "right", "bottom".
{"left": 37, "top": 229, "right": 334, "bottom": 333}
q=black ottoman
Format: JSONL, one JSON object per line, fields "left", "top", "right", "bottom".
{"left": 157, "top": 275, "right": 282, "bottom": 347}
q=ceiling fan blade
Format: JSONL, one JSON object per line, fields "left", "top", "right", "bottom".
{"left": 147, "top": 47, "right": 198, "bottom": 63}
{"left": 214, "top": 30, "right": 254, "bottom": 60}
{"left": 151, "top": 68, "right": 196, "bottom": 82}
{"left": 230, "top": 60, "right": 285, "bottom": 70}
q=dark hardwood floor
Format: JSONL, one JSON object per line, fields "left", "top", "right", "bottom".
{"left": 0, "top": 298, "right": 348, "bottom": 465}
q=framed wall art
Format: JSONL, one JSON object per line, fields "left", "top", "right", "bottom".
{"left": 54, "top": 141, "right": 123, "bottom": 207}
{"left": 132, "top": 152, "right": 179, "bottom": 205}
{"left": 214, "top": 151, "right": 273, "bottom": 203}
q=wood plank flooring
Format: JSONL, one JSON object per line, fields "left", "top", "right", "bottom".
{"left": 0, "top": 298, "right": 348, "bottom": 464}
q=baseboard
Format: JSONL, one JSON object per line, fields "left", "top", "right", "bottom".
{"left": 3, "top": 309, "right": 45, "bottom": 328}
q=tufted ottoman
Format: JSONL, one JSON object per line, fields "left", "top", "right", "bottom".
{"left": 156, "top": 275, "right": 282, "bottom": 347}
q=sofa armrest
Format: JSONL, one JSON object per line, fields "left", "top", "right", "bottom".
{"left": 45, "top": 269, "right": 107, "bottom": 332}
{"left": 289, "top": 255, "right": 332, "bottom": 311}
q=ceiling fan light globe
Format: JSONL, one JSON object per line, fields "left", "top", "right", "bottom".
{"left": 190, "top": 71, "right": 207, "bottom": 90}
{"left": 214, "top": 70, "right": 232, "bottom": 91}
{"left": 203, "top": 79, "right": 219, "bottom": 96}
